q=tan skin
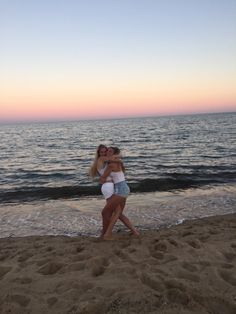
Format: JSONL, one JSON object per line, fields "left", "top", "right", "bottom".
{"left": 100, "top": 147, "right": 139, "bottom": 239}
{"left": 97, "top": 147, "right": 120, "bottom": 170}
{"left": 97, "top": 147, "right": 138, "bottom": 238}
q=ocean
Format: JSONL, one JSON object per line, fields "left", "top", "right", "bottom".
{"left": 0, "top": 112, "right": 236, "bottom": 237}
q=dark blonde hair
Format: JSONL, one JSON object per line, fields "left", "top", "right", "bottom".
{"left": 110, "top": 146, "right": 120, "bottom": 155}
{"left": 89, "top": 144, "right": 107, "bottom": 178}
{"left": 108, "top": 146, "right": 125, "bottom": 172}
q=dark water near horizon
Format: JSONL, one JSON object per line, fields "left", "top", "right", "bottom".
{"left": 0, "top": 112, "right": 236, "bottom": 204}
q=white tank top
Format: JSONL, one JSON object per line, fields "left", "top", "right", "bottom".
{"left": 97, "top": 164, "right": 113, "bottom": 182}
{"left": 110, "top": 171, "right": 125, "bottom": 184}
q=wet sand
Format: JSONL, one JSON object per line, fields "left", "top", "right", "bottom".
{"left": 0, "top": 213, "right": 236, "bottom": 314}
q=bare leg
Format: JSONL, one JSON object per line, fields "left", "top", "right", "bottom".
{"left": 103, "top": 205, "right": 123, "bottom": 240}
{"left": 117, "top": 198, "right": 139, "bottom": 236}
{"left": 101, "top": 195, "right": 124, "bottom": 236}
{"left": 101, "top": 199, "right": 113, "bottom": 236}
{"left": 119, "top": 214, "right": 139, "bottom": 236}
{"left": 102, "top": 196, "right": 139, "bottom": 239}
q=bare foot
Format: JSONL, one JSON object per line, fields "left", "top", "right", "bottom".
{"left": 103, "top": 235, "right": 114, "bottom": 241}
{"left": 131, "top": 230, "right": 140, "bottom": 237}
{"left": 99, "top": 233, "right": 105, "bottom": 239}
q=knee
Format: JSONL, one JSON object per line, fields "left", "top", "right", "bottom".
{"left": 114, "top": 208, "right": 122, "bottom": 216}
{"left": 102, "top": 208, "right": 110, "bottom": 218}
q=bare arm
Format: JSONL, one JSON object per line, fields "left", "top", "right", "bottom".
{"left": 100, "top": 153, "right": 121, "bottom": 161}
{"left": 97, "top": 156, "right": 121, "bottom": 174}
{"left": 99, "top": 164, "right": 114, "bottom": 184}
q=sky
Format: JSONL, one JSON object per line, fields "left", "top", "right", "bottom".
{"left": 1, "top": 0, "right": 236, "bottom": 121}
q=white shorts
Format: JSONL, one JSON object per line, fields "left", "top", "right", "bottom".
{"left": 101, "top": 182, "right": 114, "bottom": 200}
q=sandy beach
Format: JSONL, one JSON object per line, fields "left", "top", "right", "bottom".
{"left": 0, "top": 213, "right": 236, "bottom": 314}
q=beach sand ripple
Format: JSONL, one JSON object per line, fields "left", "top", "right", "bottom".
{"left": 0, "top": 213, "right": 236, "bottom": 314}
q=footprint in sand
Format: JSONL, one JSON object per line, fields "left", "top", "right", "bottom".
{"left": 76, "top": 245, "right": 85, "bottom": 253}
{"left": 168, "top": 238, "right": 178, "bottom": 247}
{"left": 56, "top": 280, "right": 94, "bottom": 295}
{"left": 37, "top": 262, "right": 65, "bottom": 275}
{"left": 67, "top": 262, "right": 85, "bottom": 272}
{"left": 208, "top": 228, "right": 219, "bottom": 235}
{"left": 118, "top": 239, "right": 131, "bottom": 249}
{"left": 140, "top": 272, "right": 165, "bottom": 293}
{"left": 152, "top": 237, "right": 160, "bottom": 243}
{"left": 5, "top": 294, "right": 31, "bottom": 307}
{"left": 88, "top": 256, "right": 109, "bottom": 277}
{"left": 150, "top": 251, "right": 164, "bottom": 260}
{"left": 0, "top": 266, "right": 12, "bottom": 280}
{"left": 231, "top": 243, "right": 236, "bottom": 250}
{"left": 64, "top": 245, "right": 85, "bottom": 255}
{"left": 221, "top": 263, "right": 234, "bottom": 269}
{"left": 162, "top": 254, "right": 178, "bottom": 264}
{"left": 177, "top": 270, "right": 200, "bottom": 282}
{"left": 164, "top": 280, "right": 190, "bottom": 305}
{"left": 181, "top": 231, "right": 194, "bottom": 237}
{"left": 45, "top": 246, "right": 54, "bottom": 252}
{"left": 47, "top": 296, "right": 58, "bottom": 307}
{"left": 197, "top": 261, "right": 211, "bottom": 272}
{"left": 36, "top": 258, "right": 51, "bottom": 266}
{"left": 149, "top": 240, "right": 168, "bottom": 258}
{"left": 149, "top": 241, "right": 177, "bottom": 264}
{"left": 164, "top": 279, "right": 187, "bottom": 292}
{"left": 12, "top": 277, "right": 32, "bottom": 284}
{"left": 17, "top": 251, "right": 34, "bottom": 262}
{"left": 181, "top": 262, "right": 198, "bottom": 272}
{"left": 221, "top": 251, "right": 236, "bottom": 262}
{"left": 154, "top": 241, "right": 168, "bottom": 252}
{"left": 113, "top": 248, "right": 124, "bottom": 257}
{"left": 198, "top": 296, "right": 236, "bottom": 314}
{"left": 0, "top": 253, "right": 9, "bottom": 261}
{"left": 198, "top": 234, "right": 210, "bottom": 242}
{"left": 218, "top": 269, "right": 236, "bottom": 286}
{"left": 186, "top": 239, "right": 202, "bottom": 249}
{"left": 113, "top": 248, "right": 137, "bottom": 265}
{"left": 71, "top": 252, "right": 91, "bottom": 262}
{"left": 91, "top": 265, "right": 106, "bottom": 277}
{"left": 166, "top": 288, "right": 190, "bottom": 305}
{"left": 0, "top": 303, "right": 30, "bottom": 314}
{"left": 128, "top": 247, "right": 136, "bottom": 253}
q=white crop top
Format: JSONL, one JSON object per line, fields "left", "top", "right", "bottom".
{"left": 110, "top": 171, "right": 125, "bottom": 184}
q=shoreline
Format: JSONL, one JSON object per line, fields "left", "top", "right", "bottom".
{"left": 1, "top": 184, "right": 235, "bottom": 239}
{"left": 0, "top": 213, "right": 236, "bottom": 313}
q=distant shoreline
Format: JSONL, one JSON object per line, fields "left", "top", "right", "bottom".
{"left": 0, "top": 110, "right": 235, "bottom": 125}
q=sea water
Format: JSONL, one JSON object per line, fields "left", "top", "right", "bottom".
{"left": 0, "top": 112, "right": 235, "bottom": 237}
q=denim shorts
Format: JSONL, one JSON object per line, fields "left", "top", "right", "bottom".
{"left": 114, "top": 181, "right": 130, "bottom": 198}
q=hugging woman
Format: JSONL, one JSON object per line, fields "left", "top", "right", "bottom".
{"left": 89, "top": 144, "right": 139, "bottom": 240}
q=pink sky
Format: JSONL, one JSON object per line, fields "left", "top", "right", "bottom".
{"left": 1, "top": 79, "right": 236, "bottom": 121}
{"left": 1, "top": 1, "right": 236, "bottom": 121}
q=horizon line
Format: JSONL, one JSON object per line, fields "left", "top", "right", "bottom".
{"left": 0, "top": 110, "right": 235, "bottom": 125}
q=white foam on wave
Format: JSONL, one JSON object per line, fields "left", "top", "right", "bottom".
{"left": 0, "top": 184, "right": 235, "bottom": 238}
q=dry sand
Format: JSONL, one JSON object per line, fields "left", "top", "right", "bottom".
{"left": 0, "top": 213, "right": 236, "bottom": 314}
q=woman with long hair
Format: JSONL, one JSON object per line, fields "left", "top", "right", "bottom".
{"left": 89, "top": 144, "right": 139, "bottom": 238}
{"left": 99, "top": 146, "right": 139, "bottom": 240}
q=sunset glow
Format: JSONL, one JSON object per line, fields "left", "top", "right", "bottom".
{"left": 1, "top": 0, "right": 236, "bottom": 121}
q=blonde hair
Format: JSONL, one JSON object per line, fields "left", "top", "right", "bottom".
{"left": 109, "top": 146, "right": 125, "bottom": 172}
{"left": 89, "top": 144, "right": 107, "bottom": 178}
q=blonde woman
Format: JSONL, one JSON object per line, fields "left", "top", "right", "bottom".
{"left": 89, "top": 144, "right": 138, "bottom": 238}
{"left": 99, "top": 147, "right": 139, "bottom": 239}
